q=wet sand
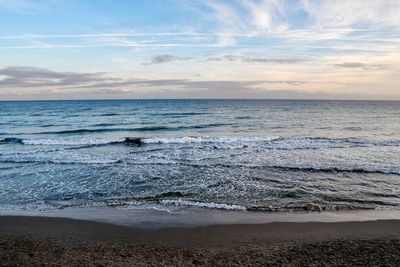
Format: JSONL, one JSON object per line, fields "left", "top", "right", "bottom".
{"left": 0, "top": 216, "right": 399, "bottom": 266}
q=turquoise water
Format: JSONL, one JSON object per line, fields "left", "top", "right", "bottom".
{"left": 0, "top": 100, "right": 399, "bottom": 212}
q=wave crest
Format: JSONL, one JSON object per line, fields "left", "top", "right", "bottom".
{"left": 142, "top": 136, "right": 278, "bottom": 144}
{"left": 159, "top": 199, "right": 247, "bottom": 211}
{"left": 2, "top": 136, "right": 400, "bottom": 150}
{"left": 22, "top": 138, "right": 125, "bottom": 146}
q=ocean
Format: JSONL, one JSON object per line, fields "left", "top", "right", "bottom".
{"left": 0, "top": 99, "right": 399, "bottom": 213}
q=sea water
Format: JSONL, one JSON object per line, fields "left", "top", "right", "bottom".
{"left": 0, "top": 100, "right": 399, "bottom": 212}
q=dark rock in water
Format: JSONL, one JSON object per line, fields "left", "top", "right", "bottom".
{"left": 0, "top": 137, "right": 23, "bottom": 144}
{"left": 124, "top": 137, "right": 142, "bottom": 146}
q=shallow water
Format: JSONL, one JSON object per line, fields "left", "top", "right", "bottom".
{"left": 0, "top": 100, "right": 399, "bottom": 212}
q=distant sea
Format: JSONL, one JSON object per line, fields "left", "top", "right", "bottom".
{"left": 0, "top": 100, "right": 399, "bottom": 212}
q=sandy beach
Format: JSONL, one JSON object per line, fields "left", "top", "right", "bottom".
{"left": 0, "top": 216, "right": 399, "bottom": 266}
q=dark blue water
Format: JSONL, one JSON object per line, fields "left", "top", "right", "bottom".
{"left": 0, "top": 100, "right": 399, "bottom": 212}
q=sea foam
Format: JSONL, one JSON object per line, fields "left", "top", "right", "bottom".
{"left": 160, "top": 199, "right": 247, "bottom": 211}
{"left": 142, "top": 136, "right": 279, "bottom": 144}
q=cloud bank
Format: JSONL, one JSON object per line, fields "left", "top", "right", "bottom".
{"left": 0, "top": 67, "right": 114, "bottom": 88}
{"left": 2, "top": 66, "right": 395, "bottom": 100}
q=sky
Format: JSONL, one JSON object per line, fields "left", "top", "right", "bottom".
{"left": 0, "top": 0, "right": 399, "bottom": 100}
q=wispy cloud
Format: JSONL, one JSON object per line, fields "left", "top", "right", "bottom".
{"left": 199, "top": 0, "right": 243, "bottom": 45}
{"left": 332, "top": 62, "right": 391, "bottom": 70}
{"left": 0, "top": 0, "right": 43, "bottom": 13}
{"left": 142, "top": 54, "right": 307, "bottom": 65}
{"left": 0, "top": 32, "right": 218, "bottom": 40}
{"left": 0, "top": 0, "right": 62, "bottom": 14}
{"left": 239, "top": 0, "right": 287, "bottom": 32}
{"left": 1, "top": 28, "right": 399, "bottom": 53}
{"left": 143, "top": 55, "right": 194, "bottom": 65}
{"left": 206, "top": 55, "right": 307, "bottom": 64}
{"left": 301, "top": 0, "right": 400, "bottom": 29}
{"left": 192, "top": 0, "right": 400, "bottom": 46}
{"left": 198, "top": 0, "right": 288, "bottom": 45}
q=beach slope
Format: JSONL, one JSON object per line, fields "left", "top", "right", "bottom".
{"left": 0, "top": 216, "right": 399, "bottom": 266}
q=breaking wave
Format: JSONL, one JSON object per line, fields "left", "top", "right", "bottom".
{"left": 1, "top": 136, "right": 400, "bottom": 149}
{"left": 22, "top": 138, "right": 124, "bottom": 146}
{"left": 141, "top": 136, "right": 279, "bottom": 144}
{"left": 102, "top": 197, "right": 399, "bottom": 212}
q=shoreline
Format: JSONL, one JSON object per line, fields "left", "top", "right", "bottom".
{"left": 1, "top": 206, "right": 400, "bottom": 228}
{"left": 0, "top": 215, "right": 399, "bottom": 265}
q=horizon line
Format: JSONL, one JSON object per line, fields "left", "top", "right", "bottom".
{"left": 1, "top": 98, "right": 399, "bottom": 102}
